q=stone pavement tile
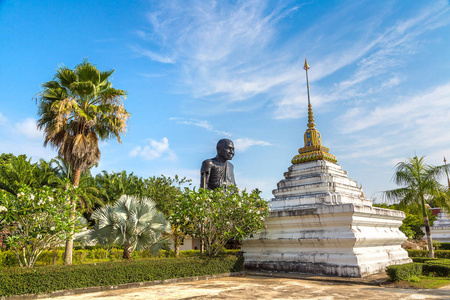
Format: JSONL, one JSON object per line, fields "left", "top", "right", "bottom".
{"left": 39, "top": 276, "right": 450, "bottom": 300}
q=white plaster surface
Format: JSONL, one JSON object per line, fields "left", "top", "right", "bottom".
{"left": 242, "top": 160, "right": 411, "bottom": 277}
{"left": 430, "top": 212, "right": 450, "bottom": 242}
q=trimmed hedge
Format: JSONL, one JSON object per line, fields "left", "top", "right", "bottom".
{"left": 406, "top": 249, "right": 450, "bottom": 259}
{"left": 410, "top": 257, "right": 438, "bottom": 263}
{"left": 422, "top": 259, "right": 450, "bottom": 277}
{"left": 438, "top": 243, "right": 450, "bottom": 250}
{"left": 0, "top": 256, "right": 244, "bottom": 297}
{"left": 0, "top": 249, "right": 239, "bottom": 267}
{"left": 386, "top": 263, "right": 422, "bottom": 281}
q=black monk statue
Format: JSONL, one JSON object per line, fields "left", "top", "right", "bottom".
{"left": 200, "top": 139, "right": 236, "bottom": 190}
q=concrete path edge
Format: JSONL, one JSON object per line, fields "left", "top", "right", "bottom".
{"left": 1, "top": 272, "right": 244, "bottom": 300}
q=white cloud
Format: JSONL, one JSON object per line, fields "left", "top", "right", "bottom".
{"left": 14, "top": 118, "right": 43, "bottom": 140}
{"left": 136, "top": 1, "right": 449, "bottom": 120}
{"left": 0, "top": 112, "right": 7, "bottom": 124}
{"left": 334, "top": 82, "right": 450, "bottom": 165}
{"left": 274, "top": 1, "right": 450, "bottom": 119}
{"left": 136, "top": 1, "right": 302, "bottom": 110}
{"left": 0, "top": 113, "right": 55, "bottom": 161}
{"left": 129, "top": 44, "right": 175, "bottom": 64}
{"left": 170, "top": 117, "right": 231, "bottom": 137}
{"left": 129, "top": 137, "right": 177, "bottom": 161}
{"left": 234, "top": 138, "right": 271, "bottom": 152}
{"left": 339, "top": 83, "right": 450, "bottom": 134}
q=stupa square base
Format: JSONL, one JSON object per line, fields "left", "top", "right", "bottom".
{"left": 242, "top": 204, "right": 411, "bottom": 278}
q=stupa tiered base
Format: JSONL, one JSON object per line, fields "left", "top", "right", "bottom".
{"left": 242, "top": 161, "right": 411, "bottom": 277}
{"left": 430, "top": 212, "right": 450, "bottom": 242}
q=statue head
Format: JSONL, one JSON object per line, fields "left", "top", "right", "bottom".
{"left": 216, "top": 139, "right": 234, "bottom": 161}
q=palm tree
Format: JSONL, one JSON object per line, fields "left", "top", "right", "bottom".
{"left": 95, "top": 170, "right": 146, "bottom": 204}
{"left": 51, "top": 157, "right": 103, "bottom": 214}
{"left": 88, "top": 195, "right": 170, "bottom": 259}
{"left": 36, "top": 59, "right": 129, "bottom": 265}
{"left": 0, "top": 155, "right": 60, "bottom": 195}
{"left": 385, "top": 156, "right": 450, "bottom": 258}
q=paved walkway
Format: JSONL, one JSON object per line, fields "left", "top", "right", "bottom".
{"left": 42, "top": 275, "right": 450, "bottom": 300}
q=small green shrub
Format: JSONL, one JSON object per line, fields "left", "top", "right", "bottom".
{"left": 411, "top": 257, "right": 438, "bottom": 263}
{"left": 407, "top": 249, "right": 450, "bottom": 259}
{"left": 407, "top": 275, "right": 421, "bottom": 282}
{"left": 0, "top": 250, "right": 18, "bottom": 267}
{"left": 422, "top": 259, "right": 450, "bottom": 277}
{"left": 386, "top": 263, "right": 423, "bottom": 281}
{"left": 0, "top": 248, "right": 241, "bottom": 267}
{"left": 0, "top": 256, "right": 244, "bottom": 297}
{"left": 438, "top": 243, "right": 450, "bottom": 251}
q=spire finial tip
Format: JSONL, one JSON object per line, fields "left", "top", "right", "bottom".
{"left": 304, "top": 58, "right": 310, "bottom": 70}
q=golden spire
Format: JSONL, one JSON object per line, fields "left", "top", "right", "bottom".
{"left": 292, "top": 59, "right": 337, "bottom": 165}
{"left": 304, "top": 58, "right": 311, "bottom": 106}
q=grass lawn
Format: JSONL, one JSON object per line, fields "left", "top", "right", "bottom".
{"left": 384, "top": 276, "right": 450, "bottom": 289}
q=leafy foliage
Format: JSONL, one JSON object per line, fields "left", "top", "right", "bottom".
{"left": 0, "top": 248, "right": 240, "bottom": 267}
{"left": 0, "top": 185, "right": 80, "bottom": 267}
{"left": 0, "top": 256, "right": 244, "bottom": 297}
{"left": 36, "top": 59, "right": 130, "bottom": 264}
{"left": 0, "top": 154, "right": 60, "bottom": 195}
{"left": 171, "top": 186, "right": 268, "bottom": 257}
{"left": 87, "top": 195, "right": 170, "bottom": 259}
{"left": 386, "top": 263, "right": 423, "bottom": 281}
{"left": 373, "top": 203, "right": 436, "bottom": 240}
{"left": 36, "top": 59, "right": 129, "bottom": 177}
{"left": 95, "top": 170, "right": 146, "bottom": 204}
{"left": 384, "top": 156, "right": 450, "bottom": 258}
{"left": 422, "top": 259, "right": 450, "bottom": 276}
{"left": 51, "top": 157, "right": 102, "bottom": 213}
{"left": 407, "top": 249, "right": 450, "bottom": 259}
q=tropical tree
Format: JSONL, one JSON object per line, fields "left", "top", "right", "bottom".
{"left": 51, "top": 157, "right": 102, "bottom": 214}
{"left": 0, "top": 185, "right": 79, "bottom": 267}
{"left": 171, "top": 186, "right": 269, "bottom": 257}
{"left": 0, "top": 154, "right": 60, "bottom": 195}
{"left": 373, "top": 202, "right": 436, "bottom": 240}
{"left": 143, "top": 175, "right": 191, "bottom": 256}
{"left": 36, "top": 59, "right": 129, "bottom": 265}
{"left": 88, "top": 195, "right": 170, "bottom": 259}
{"left": 95, "top": 170, "right": 146, "bottom": 204}
{"left": 385, "top": 155, "right": 450, "bottom": 258}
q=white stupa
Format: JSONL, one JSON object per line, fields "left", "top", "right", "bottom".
{"left": 241, "top": 59, "right": 411, "bottom": 277}
{"left": 430, "top": 211, "right": 450, "bottom": 242}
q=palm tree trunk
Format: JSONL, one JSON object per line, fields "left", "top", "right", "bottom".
{"left": 123, "top": 243, "right": 133, "bottom": 259}
{"left": 423, "top": 215, "right": 434, "bottom": 258}
{"left": 421, "top": 194, "right": 434, "bottom": 258}
{"left": 64, "top": 168, "right": 81, "bottom": 265}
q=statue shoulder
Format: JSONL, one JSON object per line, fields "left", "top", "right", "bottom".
{"left": 201, "top": 159, "right": 215, "bottom": 171}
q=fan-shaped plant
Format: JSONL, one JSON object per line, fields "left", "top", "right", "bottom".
{"left": 88, "top": 195, "right": 170, "bottom": 259}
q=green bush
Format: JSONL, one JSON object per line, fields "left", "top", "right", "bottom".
{"left": 0, "top": 251, "right": 17, "bottom": 267}
{"left": 0, "top": 256, "right": 244, "bottom": 297}
{"left": 422, "top": 259, "right": 450, "bottom": 277}
{"left": 0, "top": 248, "right": 241, "bottom": 267}
{"left": 407, "top": 249, "right": 450, "bottom": 259}
{"left": 411, "top": 257, "right": 438, "bottom": 263}
{"left": 386, "top": 263, "right": 423, "bottom": 281}
{"left": 438, "top": 243, "right": 450, "bottom": 250}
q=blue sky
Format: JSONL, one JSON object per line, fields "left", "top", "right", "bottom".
{"left": 1, "top": 0, "right": 450, "bottom": 201}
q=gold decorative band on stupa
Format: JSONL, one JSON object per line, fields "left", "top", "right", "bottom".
{"left": 292, "top": 58, "right": 338, "bottom": 165}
